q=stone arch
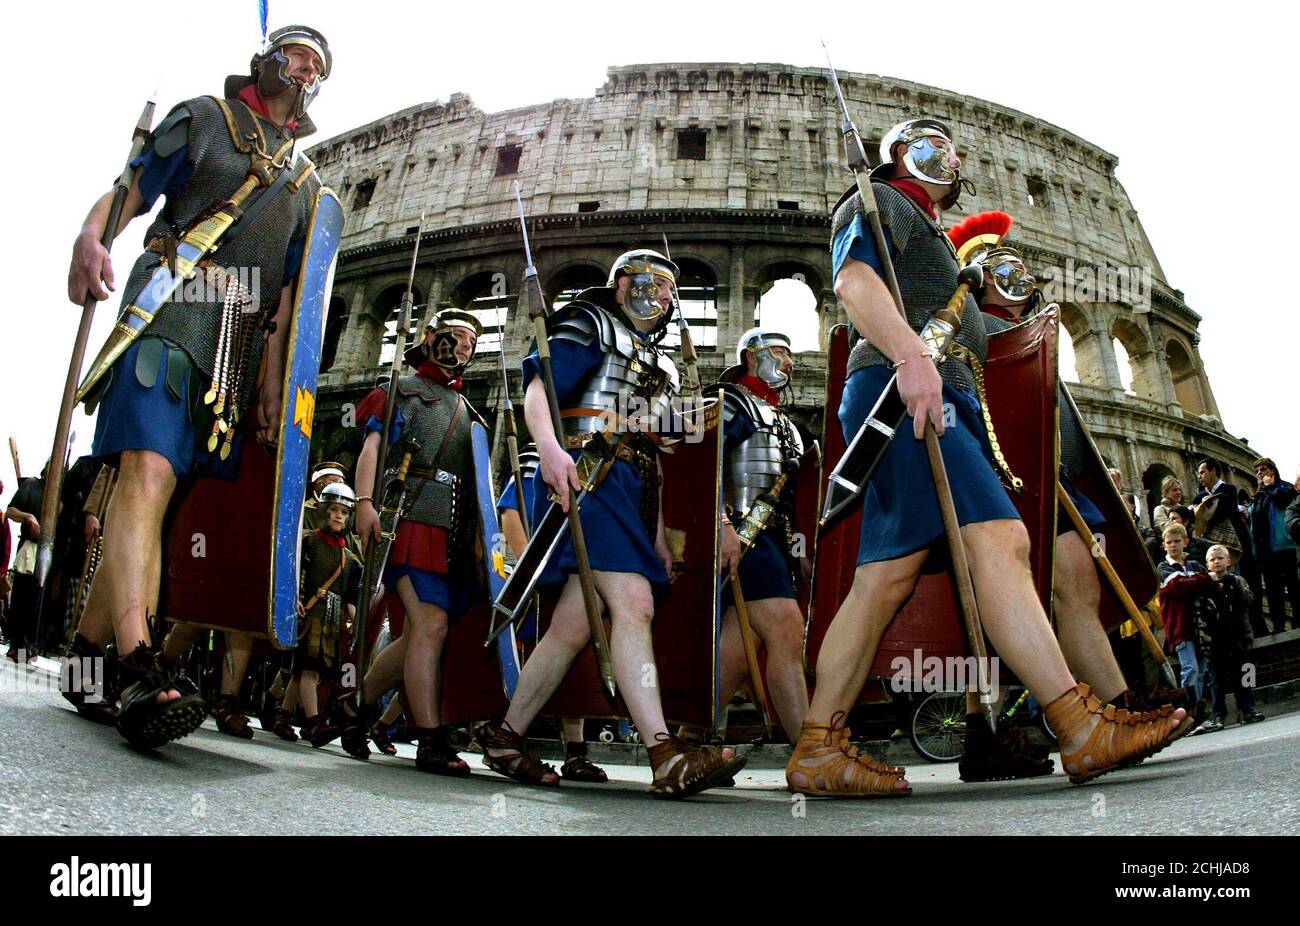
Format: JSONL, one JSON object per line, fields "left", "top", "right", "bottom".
{"left": 1056, "top": 302, "right": 1093, "bottom": 386}
{"left": 1164, "top": 336, "right": 1208, "bottom": 416}
{"left": 543, "top": 261, "right": 605, "bottom": 309}
{"left": 1141, "top": 460, "right": 1179, "bottom": 527}
{"left": 447, "top": 268, "right": 510, "bottom": 308}
{"left": 1109, "top": 315, "right": 1161, "bottom": 402}
{"left": 448, "top": 268, "right": 514, "bottom": 355}
{"left": 749, "top": 259, "right": 824, "bottom": 350}
{"left": 749, "top": 258, "right": 824, "bottom": 299}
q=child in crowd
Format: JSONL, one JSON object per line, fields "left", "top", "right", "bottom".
{"left": 1204, "top": 544, "right": 1265, "bottom": 727}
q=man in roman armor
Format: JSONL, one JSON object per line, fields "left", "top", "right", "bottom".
{"left": 476, "top": 249, "right": 746, "bottom": 797}
{"left": 61, "top": 25, "right": 333, "bottom": 748}
{"left": 789, "top": 119, "right": 1185, "bottom": 796}
{"left": 292, "top": 482, "right": 363, "bottom": 747}
{"left": 344, "top": 310, "right": 486, "bottom": 773}
{"left": 955, "top": 226, "right": 1190, "bottom": 781}
{"left": 712, "top": 328, "right": 811, "bottom": 742}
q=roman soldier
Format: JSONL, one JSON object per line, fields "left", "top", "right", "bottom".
{"left": 476, "top": 249, "right": 746, "bottom": 797}
{"left": 304, "top": 462, "right": 348, "bottom": 531}
{"left": 61, "top": 25, "right": 334, "bottom": 748}
{"left": 496, "top": 444, "right": 608, "bottom": 783}
{"left": 292, "top": 482, "right": 363, "bottom": 747}
{"left": 712, "top": 328, "right": 810, "bottom": 742}
{"left": 345, "top": 309, "right": 487, "bottom": 773}
{"left": 950, "top": 217, "right": 1191, "bottom": 782}
{"left": 791, "top": 118, "right": 1185, "bottom": 796}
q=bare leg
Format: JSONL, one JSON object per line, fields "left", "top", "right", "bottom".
{"left": 501, "top": 576, "right": 591, "bottom": 734}
{"left": 1052, "top": 531, "right": 1126, "bottom": 704}
{"left": 717, "top": 599, "right": 809, "bottom": 742}
{"left": 561, "top": 718, "right": 585, "bottom": 745}
{"left": 300, "top": 669, "right": 320, "bottom": 718}
{"left": 362, "top": 633, "right": 407, "bottom": 705}
{"left": 379, "top": 695, "right": 404, "bottom": 726}
{"left": 282, "top": 677, "right": 300, "bottom": 714}
{"left": 219, "top": 633, "right": 253, "bottom": 697}
{"left": 161, "top": 622, "right": 203, "bottom": 664}
{"left": 394, "top": 577, "right": 449, "bottom": 729}
{"left": 806, "top": 550, "right": 927, "bottom": 722}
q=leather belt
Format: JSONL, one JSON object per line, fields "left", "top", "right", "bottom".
{"left": 406, "top": 466, "right": 459, "bottom": 486}
{"left": 563, "top": 433, "right": 655, "bottom": 468}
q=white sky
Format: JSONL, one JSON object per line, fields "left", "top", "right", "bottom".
{"left": 4, "top": 0, "right": 1297, "bottom": 533}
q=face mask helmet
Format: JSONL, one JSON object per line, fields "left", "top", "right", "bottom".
{"left": 876, "top": 118, "right": 972, "bottom": 210}
{"left": 405, "top": 309, "right": 483, "bottom": 374}
{"left": 608, "top": 249, "right": 679, "bottom": 324}
{"left": 735, "top": 327, "right": 794, "bottom": 389}
{"left": 252, "top": 25, "right": 331, "bottom": 121}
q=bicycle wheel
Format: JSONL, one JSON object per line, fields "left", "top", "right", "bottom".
{"left": 909, "top": 691, "right": 967, "bottom": 763}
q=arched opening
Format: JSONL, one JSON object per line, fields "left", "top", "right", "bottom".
{"left": 1111, "top": 317, "right": 1160, "bottom": 401}
{"left": 320, "top": 295, "right": 347, "bottom": 373}
{"left": 373, "top": 284, "right": 423, "bottom": 368}
{"left": 545, "top": 263, "right": 606, "bottom": 314}
{"left": 1142, "top": 461, "right": 1178, "bottom": 528}
{"left": 661, "top": 257, "right": 718, "bottom": 352}
{"left": 1057, "top": 303, "right": 1102, "bottom": 388}
{"left": 752, "top": 260, "right": 823, "bottom": 352}
{"left": 1111, "top": 337, "right": 1136, "bottom": 395}
{"left": 1165, "top": 338, "right": 1207, "bottom": 415}
{"left": 1057, "top": 324, "right": 1079, "bottom": 383}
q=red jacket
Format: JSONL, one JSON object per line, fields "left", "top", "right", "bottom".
{"left": 1157, "top": 558, "right": 1214, "bottom": 651}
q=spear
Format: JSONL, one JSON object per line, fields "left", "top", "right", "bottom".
{"left": 37, "top": 92, "right": 157, "bottom": 589}
{"left": 514, "top": 182, "right": 616, "bottom": 700}
{"left": 822, "top": 43, "right": 996, "bottom": 718}
{"left": 355, "top": 211, "right": 426, "bottom": 680}
{"left": 660, "top": 233, "right": 701, "bottom": 400}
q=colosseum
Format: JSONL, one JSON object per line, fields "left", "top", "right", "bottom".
{"left": 305, "top": 62, "right": 1259, "bottom": 518}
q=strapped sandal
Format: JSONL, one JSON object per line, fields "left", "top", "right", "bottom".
{"left": 302, "top": 714, "right": 341, "bottom": 749}
{"left": 115, "top": 644, "right": 208, "bottom": 750}
{"left": 370, "top": 722, "right": 398, "bottom": 756}
{"left": 785, "top": 712, "right": 910, "bottom": 798}
{"left": 645, "top": 733, "right": 747, "bottom": 800}
{"left": 60, "top": 634, "right": 118, "bottom": 726}
{"left": 414, "top": 725, "right": 471, "bottom": 777}
{"left": 271, "top": 707, "right": 299, "bottom": 742}
{"left": 211, "top": 695, "right": 255, "bottom": 740}
{"left": 560, "top": 741, "right": 608, "bottom": 783}
{"left": 959, "top": 713, "right": 1053, "bottom": 783}
{"left": 474, "top": 720, "right": 559, "bottom": 786}
{"left": 1044, "top": 683, "right": 1183, "bottom": 784}
{"left": 339, "top": 700, "right": 378, "bottom": 761}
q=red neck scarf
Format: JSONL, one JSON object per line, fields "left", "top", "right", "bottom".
{"left": 236, "top": 84, "right": 298, "bottom": 134}
{"left": 315, "top": 527, "right": 345, "bottom": 548}
{"left": 737, "top": 374, "right": 780, "bottom": 407}
{"left": 417, "top": 361, "right": 463, "bottom": 392}
{"left": 888, "top": 178, "right": 938, "bottom": 220}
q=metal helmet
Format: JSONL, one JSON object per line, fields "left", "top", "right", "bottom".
{"left": 879, "top": 118, "right": 959, "bottom": 187}
{"left": 319, "top": 481, "right": 356, "bottom": 514}
{"left": 972, "top": 245, "right": 1037, "bottom": 304}
{"left": 311, "top": 461, "right": 346, "bottom": 485}
{"left": 405, "top": 308, "right": 483, "bottom": 374}
{"left": 252, "top": 26, "right": 331, "bottom": 120}
{"left": 736, "top": 327, "right": 794, "bottom": 389}
{"left": 608, "top": 249, "right": 679, "bottom": 322}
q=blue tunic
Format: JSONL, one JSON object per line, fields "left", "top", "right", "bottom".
{"left": 497, "top": 473, "right": 540, "bottom": 640}
{"left": 521, "top": 326, "right": 668, "bottom": 600}
{"left": 720, "top": 391, "right": 796, "bottom": 605}
{"left": 839, "top": 365, "right": 1021, "bottom": 567}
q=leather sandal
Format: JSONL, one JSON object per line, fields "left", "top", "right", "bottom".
{"left": 474, "top": 720, "right": 559, "bottom": 786}
{"left": 370, "top": 721, "right": 398, "bottom": 756}
{"left": 414, "top": 725, "right": 470, "bottom": 777}
{"left": 115, "top": 644, "right": 208, "bottom": 750}
{"left": 271, "top": 707, "right": 299, "bottom": 742}
{"left": 339, "top": 700, "right": 379, "bottom": 761}
{"left": 302, "top": 714, "right": 341, "bottom": 749}
{"left": 60, "top": 634, "right": 118, "bottom": 726}
{"left": 785, "top": 712, "right": 910, "bottom": 798}
{"left": 211, "top": 695, "right": 255, "bottom": 740}
{"left": 959, "top": 713, "right": 1053, "bottom": 782}
{"left": 560, "top": 741, "right": 608, "bottom": 783}
{"left": 1044, "top": 683, "right": 1183, "bottom": 784}
{"left": 645, "top": 733, "right": 747, "bottom": 799}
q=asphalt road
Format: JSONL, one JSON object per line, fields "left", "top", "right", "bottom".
{"left": 2, "top": 652, "right": 1297, "bottom": 836}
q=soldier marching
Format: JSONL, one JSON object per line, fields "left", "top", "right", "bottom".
{"left": 24, "top": 26, "right": 1209, "bottom": 804}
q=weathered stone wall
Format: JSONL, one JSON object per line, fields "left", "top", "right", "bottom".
{"left": 306, "top": 62, "right": 1259, "bottom": 507}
